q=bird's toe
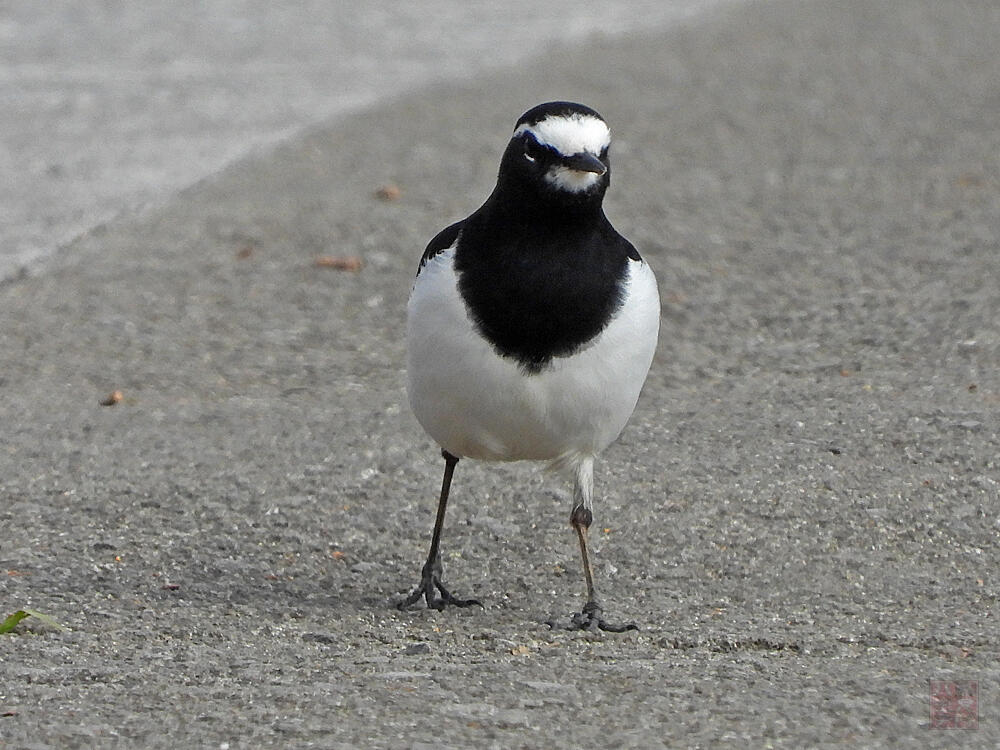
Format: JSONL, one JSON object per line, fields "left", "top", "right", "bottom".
{"left": 547, "top": 600, "right": 637, "bottom": 633}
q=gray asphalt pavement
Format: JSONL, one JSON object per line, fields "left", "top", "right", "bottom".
{"left": 2, "top": 1, "right": 998, "bottom": 747}
{"left": 0, "top": 0, "right": 736, "bottom": 282}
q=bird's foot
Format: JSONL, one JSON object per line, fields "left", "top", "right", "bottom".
{"left": 547, "top": 600, "right": 637, "bottom": 633}
{"left": 397, "top": 563, "right": 482, "bottom": 611}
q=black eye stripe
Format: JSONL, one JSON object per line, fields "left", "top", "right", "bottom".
{"left": 523, "top": 133, "right": 609, "bottom": 160}
{"left": 523, "top": 135, "right": 551, "bottom": 160}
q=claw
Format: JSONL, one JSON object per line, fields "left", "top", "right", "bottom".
{"left": 397, "top": 559, "right": 482, "bottom": 611}
{"left": 547, "top": 600, "right": 637, "bottom": 633}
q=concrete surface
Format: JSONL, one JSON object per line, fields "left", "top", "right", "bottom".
{"left": 1, "top": 0, "right": 998, "bottom": 747}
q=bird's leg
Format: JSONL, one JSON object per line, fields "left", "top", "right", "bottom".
{"left": 572, "top": 504, "right": 597, "bottom": 605}
{"left": 548, "top": 458, "right": 637, "bottom": 632}
{"left": 398, "top": 450, "right": 482, "bottom": 611}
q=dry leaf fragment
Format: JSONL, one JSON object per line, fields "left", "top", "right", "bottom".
{"left": 100, "top": 390, "right": 124, "bottom": 406}
{"left": 235, "top": 244, "right": 255, "bottom": 259}
{"left": 314, "top": 256, "right": 362, "bottom": 271}
{"left": 374, "top": 183, "right": 401, "bottom": 201}
{"left": 956, "top": 173, "right": 984, "bottom": 188}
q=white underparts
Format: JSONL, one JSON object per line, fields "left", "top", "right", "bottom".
{"left": 407, "top": 246, "right": 660, "bottom": 475}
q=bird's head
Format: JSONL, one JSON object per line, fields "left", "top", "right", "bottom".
{"left": 498, "top": 101, "right": 612, "bottom": 206}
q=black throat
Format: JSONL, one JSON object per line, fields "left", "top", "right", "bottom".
{"left": 453, "top": 176, "right": 636, "bottom": 374}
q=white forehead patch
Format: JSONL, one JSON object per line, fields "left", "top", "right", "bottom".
{"left": 513, "top": 113, "right": 611, "bottom": 157}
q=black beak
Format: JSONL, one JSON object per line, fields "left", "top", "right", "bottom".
{"left": 563, "top": 152, "right": 607, "bottom": 175}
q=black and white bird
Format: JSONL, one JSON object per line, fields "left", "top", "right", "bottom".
{"left": 399, "top": 101, "right": 660, "bottom": 631}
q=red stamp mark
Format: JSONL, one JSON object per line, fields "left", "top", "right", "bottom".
{"left": 929, "top": 680, "right": 978, "bottom": 730}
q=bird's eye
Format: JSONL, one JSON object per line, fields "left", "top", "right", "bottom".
{"left": 524, "top": 138, "right": 544, "bottom": 163}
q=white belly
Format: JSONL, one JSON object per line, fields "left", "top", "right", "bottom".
{"left": 406, "top": 247, "right": 660, "bottom": 465}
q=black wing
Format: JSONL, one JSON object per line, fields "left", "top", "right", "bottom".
{"left": 416, "top": 220, "right": 464, "bottom": 277}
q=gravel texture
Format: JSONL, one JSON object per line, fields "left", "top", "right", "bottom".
{"left": 2, "top": 1, "right": 998, "bottom": 747}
